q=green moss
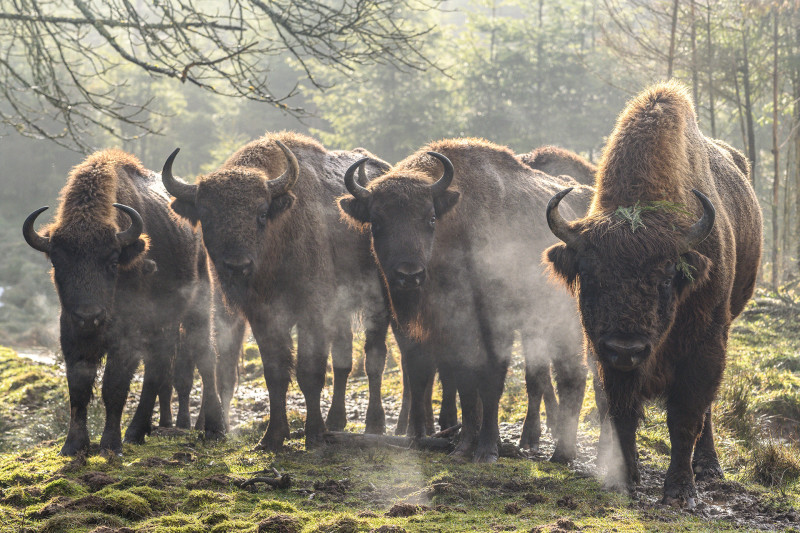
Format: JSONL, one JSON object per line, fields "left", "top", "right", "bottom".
{"left": 127, "top": 485, "right": 172, "bottom": 513}
{"left": 39, "top": 511, "right": 126, "bottom": 533}
{"left": 313, "top": 514, "right": 364, "bottom": 533}
{"left": 210, "top": 519, "right": 254, "bottom": 532}
{"left": 137, "top": 513, "right": 206, "bottom": 533}
{"left": 95, "top": 487, "right": 152, "bottom": 518}
{"left": 257, "top": 499, "right": 298, "bottom": 514}
{"left": 178, "top": 489, "right": 231, "bottom": 512}
{"left": 42, "top": 478, "right": 88, "bottom": 499}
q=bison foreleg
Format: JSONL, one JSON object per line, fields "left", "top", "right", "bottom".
{"left": 102, "top": 351, "right": 140, "bottom": 454}
{"left": 327, "top": 321, "right": 353, "bottom": 433}
{"left": 692, "top": 405, "right": 723, "bottom": 480}
{"left": 157, "top": 374, "right": 174, "bottom": 428}
{"left": 173, "top": 327, "right": 194, "bottom": 429}
{"left": 253, "top": 322, "right": 292, "bottom": 451}
{"left": 438, "top": 371, "right": 458, "bottom": 432}
{"left": 183, "top": 310, "right": 225, "bottom": 441}
{"left": 297, "top": 326, "right": 328, "bottom": 448}
{"left": 123, "top": 352, "right": 168, "bottom": 447}
{"left": 603, "top": 411, "right": 640, "bottom": 494}
{"left": 214, "top": 310, "right": 246, "bottom": 431}
{"left": 363, "top": 312, "right": 389, "bottom": 435}
{"left": 62, "top": 356, "right": 99, "bottom": 456}
{"left": 550, "top": 350, "right": 587, "bottom": 463}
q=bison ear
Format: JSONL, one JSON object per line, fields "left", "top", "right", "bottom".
{"left": 268, "top": 192, "right": 295, "bottom": 220}
{"left": 543, "top": 243, "right": 580, "bottom": 295}
{"left": 675, "top": 250, "right": 712, "bottom": 299}
{"left": 434, "top": 190, "right": 460, "bottom": 217}
{"left": 170, "top": 198, "right": 200, "bottom": 225}
{"left": 338, "top": 196, "right": 371, "bottom": 227}
{"left": 119, "top": 234, "right": 150, "bottom": 268}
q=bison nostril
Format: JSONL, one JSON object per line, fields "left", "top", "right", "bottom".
{"left": 223, "top": 257, "right": 254, "bottom": 277}
{"left": 599, "top": 336, "right": 651, "bottom": 370}
{"left": 394, "top": 263, "right": 426, "bottom": 289}
{"left": 73, "top": 306, "right": 105, "bottom": 329}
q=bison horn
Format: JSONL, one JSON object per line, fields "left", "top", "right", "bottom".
{"left": 267, "top": 140, "right": 300, "bottom": 196}
{"left": 23, "top": 206, "right": 51, "bottom": 253}
{"left": 161, "top": 148, "right": 197, "bottom": 202}
{"left": 546, "top": 188, "right": 583, "bottom": 250}
{"left": 113, "top": 203, "right": 143, "bottom": 247}
{"left": 344, "top": 157, "right": 372, "bottom": 201}
{"left": 681, "top": 189, "right": 716, "bottom": 252}
{"left": 427, "top": 152, "right": 454, "bottom": 197}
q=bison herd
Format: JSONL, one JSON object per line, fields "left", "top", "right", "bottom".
{"left": 22, "top": 81, "right": 761, "bottom": 507}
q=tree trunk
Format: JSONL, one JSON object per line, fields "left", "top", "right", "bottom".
{"left": 690, "top": 0, "right": 698, "bottom": 110}
{"left": 705, "top": 0, "right": 715, "bottom": 136}
{"left": 667, "top": 0, "right": 680, "bottom": 78}
{"left": 742, "top": 20, "right": 757, "bottom": 184}
{"left": 771, "top": 9, "right": 780, "bottom": 290}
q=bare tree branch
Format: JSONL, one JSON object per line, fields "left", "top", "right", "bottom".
{"left": 0, "top": 0, "right": 440, "bottom": 152}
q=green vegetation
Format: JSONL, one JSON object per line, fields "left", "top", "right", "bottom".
{"left": 0, "top": 301, "right": 797, "bottom": 532}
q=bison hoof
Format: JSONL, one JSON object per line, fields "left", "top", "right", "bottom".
{"left": 663, "top": 479, "right": 697, "bottom": 508}
{"left": 693, "top": 455, "right": 724, "bottom": 481}
{"left": 364, "top": 423, "right": 386, "bottom": 435}
{"left": 662, "top": 495, "right": 697, "bottom": 509}
{"left": 518, "top": 426, "right": 541, "bottom": 451}
{"left": 549, "top": 445, "right": 576, "bottom": 464}
{"left": 473, "top": 448, "right": 499, "bottom": 464}
{"left": 60, "top": 439, "right": 90, "bottom": 457}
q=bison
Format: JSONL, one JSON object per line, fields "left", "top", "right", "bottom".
{"left": 543, "top": 81, "right": 761, "bottom": 505}
{"left": 23, "top": 149, "right": 225, "bottom": 455}
{"left": 338, "top": 138, "right": 587, "bottom": 462}
{"left": 161, "top": 132, "right": 396, "bottom": 450}
{"left": 519, "top": 145, "right": 597, "bottom": 186}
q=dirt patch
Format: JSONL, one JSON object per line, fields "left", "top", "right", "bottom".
{"left": 187, "top": 474, "right": 240, "bottom": 490}
{"left": 88, "top": 527, "right": 134, "bottom": 533}
{"left": 524, "top": 493, "right": 546, "bottom": 504}
{"left": 79, "top": 472, "right": 116, "bottom": 492}
{"left": 504, "top": 502, "right": 522, "bottom": 514}
{"left": 530, "top": 518, "right": 580, "bottom": 532}
{"left": 385, "top": 502, "right": 428, "bottom": 517}
{"left": 370, "top": 526, "right": 407, "bottom": 533}
{"left": 258, "top": 513, "right": 302, "bottom": 533}
{"left": 556, "top": 495, "right": 577, "bottom": 510}
{"left": 313, "top": 478, "right": 351, "bottom": 494}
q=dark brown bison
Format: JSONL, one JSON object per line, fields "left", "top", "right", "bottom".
{"left": 23, "top": 149, "right": 224, "bottom": 455}
{"left": 543, "top": 81, "right": 761, "bottom": 505}
{"left": 338, "top": 138, "right": 587, "bottom": 462}
{"left": 162, "top": 132, "right": 396, "bottom": 450}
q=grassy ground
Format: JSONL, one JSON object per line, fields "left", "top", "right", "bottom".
{"left": 0, "top": 302, "right": 799, "bottom": 532}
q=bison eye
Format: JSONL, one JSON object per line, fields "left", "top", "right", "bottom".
{"left": 258, "top": 211, "right": 268, "bottom": 227}
{"left": 429, "top": 215, "right": 436, "bottom": 228}
{"left": 662, "top": 277, "right": 672, "bottom": 289}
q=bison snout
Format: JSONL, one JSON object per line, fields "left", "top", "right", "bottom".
{"left": 598, "top": 335, "right": 651, "bottom": 372}
{"left": 393, "top": 263, "right": 426, "bottom": 290}
{"left": 222, "top": 256, "right": 254, "bottom": 278}
{"left": 72, "top": 306, "right": 107, "bottom": 331}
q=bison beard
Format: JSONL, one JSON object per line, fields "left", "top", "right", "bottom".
{"left": 544, "top": 80, "right": 762, "bottom": 506}
{"left": 23, "top": 149, "right": 226, "bottom": 456}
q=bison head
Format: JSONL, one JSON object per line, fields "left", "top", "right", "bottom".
{"left": 543, "top": 189, "right": 714, "bottom": 374}
{"left": 23, "top": 204, "right": 147, "bottom": 336}
{"left": 338, "top": 152, "right": 460, "bottom": 327}
{"left": 162, "top": 142, "right": 299, "bottom": 308}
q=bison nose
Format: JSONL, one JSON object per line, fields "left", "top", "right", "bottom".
{"left": 73, "top": 306, "right": 106, "bottom": 330}
{"left": 394, "top": 263, "right": 426, "bottom": 290}
{"left": 223, "top": 257, "right": 254, "bottom": 277}
{"left": 598, "top": 336, "right": 651, "bottom": 372}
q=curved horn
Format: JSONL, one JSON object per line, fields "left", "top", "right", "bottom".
{"left": 161, "top": 148, "right": 197, "bottom": 202}
{"left": 546, "top": 188, "right": 583, "bottom": 249}
{"left": 680, "top": 189, "right": 716, "bottom": 252}
{"left": 23, "top": 206, "right": 51, "bottom": 253}
{"left": 427, "top": 152, "right": 454, "bottom": 197}
{"left": 266, "top": 140, "right": 300, "bottom": 196}
{"left": 113, "top": 203, "right": 143, "bottom": 247}
{"left": 344, "top": 157, "right": 372, "bottom": 201}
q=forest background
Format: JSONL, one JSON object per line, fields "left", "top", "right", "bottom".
{"left": 1, "top": 0, "right": 799, "bottom": 348}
